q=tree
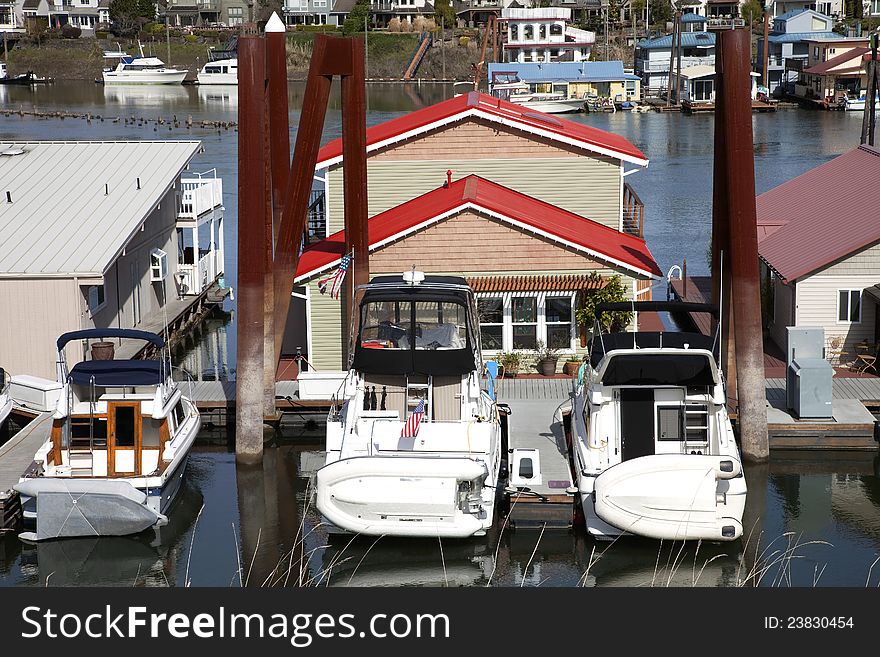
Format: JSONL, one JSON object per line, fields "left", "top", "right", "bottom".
{"left": 608, "top": 0, "right": 620, "bottom": 23}
{"left": 109, "top": 0, "right": 155, "bottom": 36}
{"left": 342, "top": 0, "right": 371, "bottom": 35}
{"left": 574, "top": 272, "right": 633, "bottom": 336}
{"left": 648, "top": 0, "right": 672, "bottom": 27}
{"left": 434, "top": 0, "right": 455, "bottom": 30}
{"left": 740, "top": 0, "right": 764, "bottom": 24}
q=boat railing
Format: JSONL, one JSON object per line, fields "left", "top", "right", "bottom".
{"left": 172, "top": 366, "right": 196, "bottom": 405}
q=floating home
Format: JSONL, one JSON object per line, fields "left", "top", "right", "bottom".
{"left": 487, "top": 61, "right": 641, "bottom": 105}
{"left": 795, "top": 39, "right": 872, "bottom": 106}
{"left": 291, "top": 93, "right": 660, "bottom": 372}
{"left": 0, "top": 141, "right": 224, "bottom": 380}
{"left": 758, "top": 144, "right": 880, "bottom": 359}
{"left": 499, "top": 7, "right": 596, "bottom": 64}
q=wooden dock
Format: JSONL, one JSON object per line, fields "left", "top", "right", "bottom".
{"left": 681, "top": 100, "right": 779, "bottom": 113}
{"left": 0, "top": 411, "right": 52, "bottom": 532}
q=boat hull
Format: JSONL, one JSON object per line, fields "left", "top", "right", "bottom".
{"left": 581, "top": 454, "right": 746, "bottom": 541}
{"left": 0, "top": 394, "right": 11, "bottom": 427}
{"left": 511, "top": 99, "right": 584, "bottom": 113}
{"left": 316, "top": 455, "right": 492, "bottom": 538}
{"left": 197, "top": 74, "right": 237, "bottom": 85}
{"left": 103, "top": 71, "right": 187, "bottom": 85}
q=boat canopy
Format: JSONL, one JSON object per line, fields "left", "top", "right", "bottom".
{"left": 594, "top": 300, "right": 719, "bottom": 317}
{"left": 57, "top": 328, "right": 165, "bottom": 351}
{"left": 351, "top": 275, "right": 480, "bottom": 376}
{"left": 589, "top": 331, "right": 716, "bottom": 368}
{"left": 67, "top": 359, "right": 167, "bottom": 387}
{"left": 599, "top": 351, "right": 718, "bottom": 386}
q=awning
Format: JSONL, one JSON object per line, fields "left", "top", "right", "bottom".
{"left": 863, "top": 284, "right": 880, "bottom": 304}
{"left": 466, "top": 274, "right": 607, "bottom": 293}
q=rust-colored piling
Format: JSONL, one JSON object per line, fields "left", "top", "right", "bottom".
{"left": 718, "top": 28, "right": 768, "bottom": 462}
{"left": 236, "top": 36, "right": 269, "bottom": 463}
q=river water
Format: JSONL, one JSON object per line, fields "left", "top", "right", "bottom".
{"left": 1, "top": 82, "right": 878, "bottom": 587}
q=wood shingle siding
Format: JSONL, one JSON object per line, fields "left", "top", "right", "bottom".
{"left": 367, "top": 210, "right": 605, "bottom": 274}
{"left": 809, "top": 241, "right": 880, "bottom": 277}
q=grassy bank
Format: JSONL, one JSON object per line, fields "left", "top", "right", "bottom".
{"left": 4, "top": 30, "right": 480, "bottom": 82}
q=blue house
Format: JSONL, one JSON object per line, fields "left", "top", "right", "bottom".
{"left": 635, "top": 31, "right": 716, "bottom": 95}
{"left": 756, "top": 9, "right": 844, "bottom": 95}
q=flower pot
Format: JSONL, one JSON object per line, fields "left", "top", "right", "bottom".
{"left": 90, "top": 341, "right": 115, "bottom": 361}
{"left": 538, "top": 357, "right": 558, "bottom": 376}
{"left": 562, "top": 361, "right": 580, "bottom": 377}
{"left": 579, "top": 324, "right": 588, "bottom": 348}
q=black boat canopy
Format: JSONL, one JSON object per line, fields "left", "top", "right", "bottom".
{"left": 67, "top": 360, "right": 167, "bottom": 387}
{"left": 57, "top": 328, "right": 165, "bottom": 351}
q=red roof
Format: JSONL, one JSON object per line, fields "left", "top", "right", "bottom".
{"left": 315, "top": 91, "right": 648, "bottom": 167}
{"left": 295, "top": 175, "right": 661, "bottom": 281}
{"left": 757, "top": 145, "right": 880, "bottom": 282}
{"left": 803, "top": 47, "right": 869, "bottom": 75}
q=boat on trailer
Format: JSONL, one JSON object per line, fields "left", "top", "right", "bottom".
{"left": 570, "top": 301, "right": 746, "bottom": 542}
{"left": 15, "top": 329, "right": 200, "bottom": 542}
{"left": 315, "top": 271, "right": 505, "bottom": 538}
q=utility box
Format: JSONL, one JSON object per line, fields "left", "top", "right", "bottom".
{"left": 785, "top": 327, "right": 833, "bottom": 419}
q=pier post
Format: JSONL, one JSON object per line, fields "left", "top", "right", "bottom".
{"left": 236, "top": 36, "right": 269, "bottom": 463}
{"left": 718, "top": 28, "right": 769, "bottom": 463}
{"left": 762, "top": 11, "right": 770, "bottom": 90}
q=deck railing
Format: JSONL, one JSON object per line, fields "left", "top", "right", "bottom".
{"left": 178, "top": 170, "right": 223, "bottom": 221}
{"left": 623, "top": 182, "right": 645, "bottom": 238}
{"left": 305, "top": 190, "right": 326, "bottom": 245}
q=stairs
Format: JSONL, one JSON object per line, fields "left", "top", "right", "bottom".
{"left": 403, "top": 33, "right": 432, "bottom": 80}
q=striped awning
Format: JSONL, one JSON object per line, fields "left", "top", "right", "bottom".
{"left": 466, "top": 274, "right": 606, "bottom": 293}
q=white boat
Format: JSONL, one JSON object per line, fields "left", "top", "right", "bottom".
{"left": 571, "top": 301, "right": 747, "bottom": 542}
{"left": 15, "top": 329, "right": 201, "bottom": 541}
{"left": 509, "top": 92, "right": 585, "bottom": 114}
{"left": 315, "top": 271, "right": 505, "bottom": 538}
{"left": 102, "top": 46, "right": 187, "bottom": 85}
{"left": 0, "top": 367, "right": 11, "bottom": 430}
{"left": 197, "top": 58, "right": 237, "bottom": 85}
{"left": 842, "top": 93, "right": 879, "bottom": 111}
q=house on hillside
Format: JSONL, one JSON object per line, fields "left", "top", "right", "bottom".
{"left": 289, "top": 92, "right": 659, "bottom": 372}
{"left": 499, "top": 6, "right": 595, "bottom": 63}
{"left": 758, "top": 144, "right": 880, "bottom": 360}
{"left": 0, "top": 141, "right": 224, "bottom": 379}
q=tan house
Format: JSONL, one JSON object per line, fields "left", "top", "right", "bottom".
{"left": 795, "top": 38, "right": 870, "bottom": 104}
{"left": 0, "top": 141, "right": 224, "bottom": 379}
{"left": 758, "top": 144, "right": 880, "bottom": 361}
{"left": 294, "top": 175, "right": 661, "bottom": 372}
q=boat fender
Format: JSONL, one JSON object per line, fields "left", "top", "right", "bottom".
{"left": 53, "top": 384, "right": 69, "bottom": 419}
{"left": 715, "top": 458, "right": 742, "bottom": 479}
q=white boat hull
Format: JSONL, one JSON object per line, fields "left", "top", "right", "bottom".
{"left": 316, "top": 455, "right": 492, "bottom": 538}
{"left": 103, "top": 70, "right": 187, "bottom": 85}
{"left": 0, "top": 393, "right": 11, "bottom": 427}
{"left": 197, "top": 73, "right": 237, "bottom": 85}
{"left": 583, "top": 454, "right": 746, "bottom": 541}
{"left": 511, "top": 98, "right": 584, "bottom": 113}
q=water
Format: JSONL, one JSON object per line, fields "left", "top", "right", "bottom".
{"left": 1, "top": 83, "right": 877, "bottom": 587}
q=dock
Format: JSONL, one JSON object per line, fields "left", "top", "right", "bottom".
{"left": 0, "top": 411, "right": 52, "bottom": 532}
{"left": 497, "top": 377, "right": 576, "bottom": 530}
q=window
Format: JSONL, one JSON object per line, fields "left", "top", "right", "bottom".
{"left": 142, "top": 418, "right": 163, "bottom": 448}
{"left": 174, "top": 401, "right": 188, "bottom": 431}
{"left": 478, "top": 297, "right": 503, "bottom": 350}
{"left": 838, "top": 289, "right": 861, "bottom": 322}
{"left": 87, "top": 284, "right": 106, "bottom": 314}
{"left": 657, "top": 406, "right": 683, "bottom": 441}
{"left": 873, "top": 0, "right": 880, "bottom": 15}
{"left": 512, "top": 297, "right": 538, "bottom": 350}
{"left": 150, "top": 248, "right": 168, "bottom": 282}
{"left": 545, "top": 297, "right": 572, "bottom": 350}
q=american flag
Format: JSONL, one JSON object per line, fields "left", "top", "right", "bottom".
{"left": 401, "top": 398, "right": 425, "bottom": 438}
{"left": 317, "top": 254, "right": 352, "bottom": 299}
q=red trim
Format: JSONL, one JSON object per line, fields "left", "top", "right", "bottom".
{"left": 296, "top": 175, "right": 661, "bottom": 281}
{"left": 315, "top": 91, "right": 646, "bottom": 166}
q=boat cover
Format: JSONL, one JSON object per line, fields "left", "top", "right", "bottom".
{"left": 68, "top": 360, "right": 166, "bottom": 387}
{"left": 57, "top": 328, "right": 165, "bottom": 351}
{"left": 14, "top": 478, "right": 165, "bottom": 541}
{"left": 599, "top": 352, "right": 717, "bottom": 386}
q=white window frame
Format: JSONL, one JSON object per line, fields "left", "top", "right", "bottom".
{"left": 477, "top": 295, "right": 504, "bottom": 352}
{"left": 87, "top": 284, "right": 106, "bottom": 316}
{"left": 477, "top": 291, "right": 577, "bottom": 355}
{"left": 837, "top": 289, "right": 862, "bottom": 324}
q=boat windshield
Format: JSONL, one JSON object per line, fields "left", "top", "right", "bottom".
{"left": 360, "top": 300, "right": 467, "bottom": 351}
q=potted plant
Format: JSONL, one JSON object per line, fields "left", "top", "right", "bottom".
{"left": 498, "top": 351, "right": 521, "bottom": 378}
{"left": 562, "top": 355, "right": 582, "bottom": 377}
{"left": 535, "top": 340, "right": 560, "bottom": 376}
{"left": 575, "top": 272, "right": 633, "bottom": 347}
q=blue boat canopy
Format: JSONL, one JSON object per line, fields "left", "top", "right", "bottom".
{"left": 68, "top": 360, "right": 167, "bottom": 387}
{"left": 57, "top": 328, "right": 165, "bottom": 351}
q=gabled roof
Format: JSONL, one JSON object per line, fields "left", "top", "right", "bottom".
{"left": 757, "top": 145, "right": 880, "bottom": 283}
{"left": 315, "top": 91, "right": 648, "bottom": 168}
{"left": 680, "top": 12, "right": 707, "bottom": 23}
{"left": 0, "top": 141, "right": 200, "bottom": 277}
{"left": 295, "top": 175, "right": 661, "bottom": 282}
{"left": 804, "top": 47, "right": 869, "bottom": 75}
{"left": 774, "top": 8, "right": 832, "bottom": 22}
{"left": 637, "top": 31, "right": 715, "bottom": 50}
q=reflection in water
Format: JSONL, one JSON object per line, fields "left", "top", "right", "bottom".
{"left": 103, "top": 83, "right": 193, "bottom": 108}
{"left": 197, "top": 84, "right": 238, "bottom": 110}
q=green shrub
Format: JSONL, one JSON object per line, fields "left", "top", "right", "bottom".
{"left": 458, "top": 35, "right": 469, "bottom": 47}
{"left": 60, "top": 24, "right": 82, "bottom": 39}
{"left": 184, "top": 34, "right": 198, "bottom": 43}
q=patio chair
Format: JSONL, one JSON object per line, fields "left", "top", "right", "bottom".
{"left": 851, "top": 341, "right": 878, "bottom": 374}
{"left": 825, "top": 336, "right": 847, "bottom": 366}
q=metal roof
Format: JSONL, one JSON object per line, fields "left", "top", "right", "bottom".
{"left": 768, "top": 31, "right": 843, "bottom": 44}
{"left": 637, "top": 31, "right": 715, "bottom": 50}
{"left": 488, "top": 60, "right": 639, "bottom": 82}
{"left": 316, "top": 91, "right": 648, "bottom": 167}
{"left": 804, "top": 47, "right": 869, "bottom": 75}
{"left": 295, "top": 174, "right": 661, "bottom": 282}
{"left": 0, "top": 141, "right": 200, "bottom": 277}
{"left": 679, "top": 64, "right": 716, "bottom": 79}
{"left": 757, "top": 145, "right": 880, "bottom": 282}
{"left": 680, "top": 12, "right": 707, "bottom": 23}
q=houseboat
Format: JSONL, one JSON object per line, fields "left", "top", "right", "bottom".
{"left": 314, "top": 271, "right": 505, "bottom": 538}
{"left": 570, "top": 301, "right": 746, "bottom": 542}
{"left": 197, "top": 58, "right": 238, "bottom": 85}
{"left": 509, "top": 92, "right": 585, "bottom": 113}
{"left": 14, "top": 329, "right": 201, "bottom": 541}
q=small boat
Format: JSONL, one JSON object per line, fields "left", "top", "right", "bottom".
{"left": 102, "top": 44, "right": 187, "bottom": 85}
{"left": 0, "top": 367, "right": 11, "bottom": 430}
{"left": 842, "top": 92, "right": 879, "bottom": 112}
{"left": 197, "top": 57, "right": 238, "bottom": 85}
{"left": 315, "top": 270, "right": 505, "bottom": 538}
{"left": 0, "top": 69, "right": 50, "bottom": 85}
{"left": 15, "top": 329, "right": 201, "bottom": 541}
{"left": 509, "top": 91, "right": 585, "bottom": 114}
{"left": 571, "top": 301, "right": 746, "bottom": 542}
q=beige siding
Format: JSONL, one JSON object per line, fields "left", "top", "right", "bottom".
{"left": 809, "top": 240, "right": 880, "bottom": 277}
{"left": 795, "top": 274, "right": 877, "bottom": 354}
{"left": 308, "top": 278, "right": 345, "bottom": 371}
{"left": 368, "top": 210, "right": 605, "bottom": 273}
{"left": 325, "top": 119, "right": 623, "bottom": 234}
{"left": 0, "top": 278, "right": 82, "bottom": 379}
